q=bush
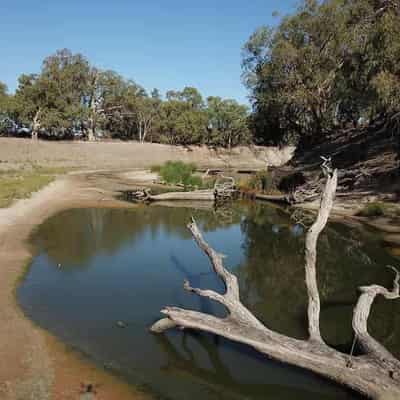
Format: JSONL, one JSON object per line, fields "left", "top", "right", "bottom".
{"left": 278, "top": 172, "right": 306, "bottom": 193}
{"left": 242, "top": 169, "right": 274, "bottom": 193}
{"left": 151, "top": 161, "right": 201, "bottom": 189}
{"left": 357, "top": 202, "right": 386, "bottom": 218}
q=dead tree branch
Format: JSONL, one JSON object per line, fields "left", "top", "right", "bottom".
{"left": 150, "top": 163, "right": 400, "bottom": 399}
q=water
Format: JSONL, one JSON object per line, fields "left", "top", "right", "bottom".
{"left": 18, "top": 203, "right": 399, "bottom": 399}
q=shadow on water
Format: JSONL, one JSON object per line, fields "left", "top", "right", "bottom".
{"left": 17, "top": 202, "right": 400, "bottom": 400}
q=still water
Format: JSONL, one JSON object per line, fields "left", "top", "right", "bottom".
{"left": 18, "top": 203, "right": 399, "bottom": 399}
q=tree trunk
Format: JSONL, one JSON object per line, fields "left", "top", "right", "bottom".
{"left": 87, "top": 72, "right": 98, "bottom": 142}
{"left": 31, "top": 108, "right": 41, "bottom": 140}
{"left": 150, "top": 162, "right": 400, "bottom": 400}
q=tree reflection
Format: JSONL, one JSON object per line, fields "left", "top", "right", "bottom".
{"left": 237, "top": 203, "right": 400, "bottom": 355}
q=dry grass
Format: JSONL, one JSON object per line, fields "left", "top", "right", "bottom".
{"left": 0, "top": 165, "right": 69, "bottom": 208}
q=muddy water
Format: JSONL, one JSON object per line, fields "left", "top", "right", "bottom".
{"left": 18, "top": 203, "right": 399, "bottom": 399}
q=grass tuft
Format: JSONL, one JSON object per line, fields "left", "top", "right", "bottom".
{"left": 356, "top": 202, "right": 386, "bottom": 218}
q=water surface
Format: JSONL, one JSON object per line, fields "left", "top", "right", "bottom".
{"left": 18, "top": 203, "right": 400, "bottom": 399}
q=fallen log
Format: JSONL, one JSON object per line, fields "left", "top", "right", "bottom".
{"left": 254, "top": 193, "right": 293, "bottom": 204}
{"left": 131, "top": 189, "right": 214, "bottom": 202}
{"left": 150, "top": 162, "right": 400, "bottom": 400}
{"left": 151, "top": 190, "right": 214, "bottom": 201}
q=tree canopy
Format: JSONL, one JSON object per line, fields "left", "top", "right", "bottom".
{"left": 1, "top": 50, "right": 250, "bottom": 146}
{"left": 242, "top": 0, "right": 400, "bottom": 145}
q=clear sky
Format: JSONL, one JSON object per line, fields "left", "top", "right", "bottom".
{"left": 0, "top": 0, "right": 296, "bottom": 104}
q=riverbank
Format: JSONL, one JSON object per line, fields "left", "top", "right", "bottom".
{"left": 0, "top": 172, "right": 159, "bottom": 399}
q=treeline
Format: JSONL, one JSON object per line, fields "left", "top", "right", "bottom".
{"left": 242, "top": 0, "right": 400, "bottom": 146}
{"left": 2, "top": 0, "right": 399, "bottom": 149}
{"left": 0, "top": 49, "right": 250, "bottom": 147}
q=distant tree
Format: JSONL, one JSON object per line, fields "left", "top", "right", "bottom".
{"left": 206, "top": 96, "right": 251, "bottom": 149}
{"left": 14, "top": 49, "right": 90, "bottom": 139}
{"left": 135, "top": 95, "right": 161, "bottom": 143}
{"left": 84, "top": 69, "right": 146, "bottom": 141}
{"left": 0, "top": 81, "right": 8, "bottom": 110}
{"left": 0, "top": 82, "right": 14, "bottom": 135}
{"left": 166, "top": 87, "right": 204, "bottom": 109}
{"left": 157, "top": 98, "right": 207, "bottom": 145}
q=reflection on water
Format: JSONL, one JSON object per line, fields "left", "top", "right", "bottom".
{"left": 18, "top": 203, "right": 399, "bottom": 400}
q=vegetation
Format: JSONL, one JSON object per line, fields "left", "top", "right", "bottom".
{"left": 357, "top": 202, "right": 386, "bottom": 217}
{"left": 242, "top": 0, "right": 400, "bottom": 147}
{"left": 239, "top": 169, "right": 276, "bottom": 194}
{"left": 151, "top": 161, "right": 202, "bottom": 189}
{"left": 0, "top": 166, "right": 68, "bottom": 208}
{"left": 0, "top": 50, "right": 250, "bottom": 146}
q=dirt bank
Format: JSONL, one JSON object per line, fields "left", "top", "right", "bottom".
{"left": 0, "top": 138, "right": 294, "bottom": 172}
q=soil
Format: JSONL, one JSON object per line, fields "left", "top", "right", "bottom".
{"left": 0, "top": 138, "right": 294, "bottom": 172}
{"left": 272, "top": 121, "right": 400, "bottom": 205}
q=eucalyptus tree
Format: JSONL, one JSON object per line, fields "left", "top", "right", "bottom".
{"left": 135, "top": 94, "right": 161, "bottom": 143}
{"left": 14, "top": 49, "right": 90, "bottom": 139}
{"left": 158, "top": 87, "right": 208, "bottom": 145}
{"left": 0, "top": 82, "right": 8, "bottom": 110}
{"left": 0, "top": 82, "right": 14, "bottom": 135}
{"left": 243, "top": 0, "right": 400, "bottom": 146}
{"left": 206, "top": 96, "right": 251, "bottom": 149}
{"left": 84, "top": 69, "right": 146, "bottom": 140}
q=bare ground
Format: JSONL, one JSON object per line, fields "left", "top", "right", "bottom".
{"left": 0, "top": 138, "right": 294, "bottom": 172}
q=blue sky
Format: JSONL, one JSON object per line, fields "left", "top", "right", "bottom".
{"left": 0, "top": 0, "right": 296, "bottom": 104}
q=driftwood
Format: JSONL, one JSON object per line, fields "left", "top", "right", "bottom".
{"left": 131, "top": 189, "right": 214, "bottom": 202}
{"left": 150, "top": 164, "right": 400, "bottom": 400}
{"left": 214, "top": 175, "right": 238, "bottom": 201}
{"left": 131, "top": 175, "right": 238, "bottom": 203}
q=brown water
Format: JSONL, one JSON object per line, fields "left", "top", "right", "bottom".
{"left": 17, "top": 203, "right": 399, "bottom": 399}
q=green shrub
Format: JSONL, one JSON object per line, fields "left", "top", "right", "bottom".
{"left": 357, "top": 202, "right": 386, "bottom": 217}
{"left": 151, "top": 161, "right": 201, "bottom": 189}
{"left": 244, "top": 170, "right": 274, "bottom": 193}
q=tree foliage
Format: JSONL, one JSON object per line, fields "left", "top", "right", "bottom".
{"left": 2, "top": 50, "right": 250, "bottom": 146}
{"left": 243, "top": 0, "right": 400, "bottom": 145}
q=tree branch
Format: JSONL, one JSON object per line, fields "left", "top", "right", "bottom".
{"left": 304, "top": 165, "right": 337, "bottom": 342}
{"left": 352, "top": 266, "right": 400, "bottom": 369}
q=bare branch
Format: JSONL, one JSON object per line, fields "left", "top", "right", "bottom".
{"left": 352, "top": 266, "right": 400, "bottom": 368}
{"left": 304, "top": 168, "right": 337, "bottom": 342}
{"left": 183, "top": 279, "right": 227, "bottom": 306}
{"left": 187, "top": 218, "right": 240, "bottom": 302}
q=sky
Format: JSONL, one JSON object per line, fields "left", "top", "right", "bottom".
{"left": 0, "top": 0, "right": 297, "bottom": 104}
